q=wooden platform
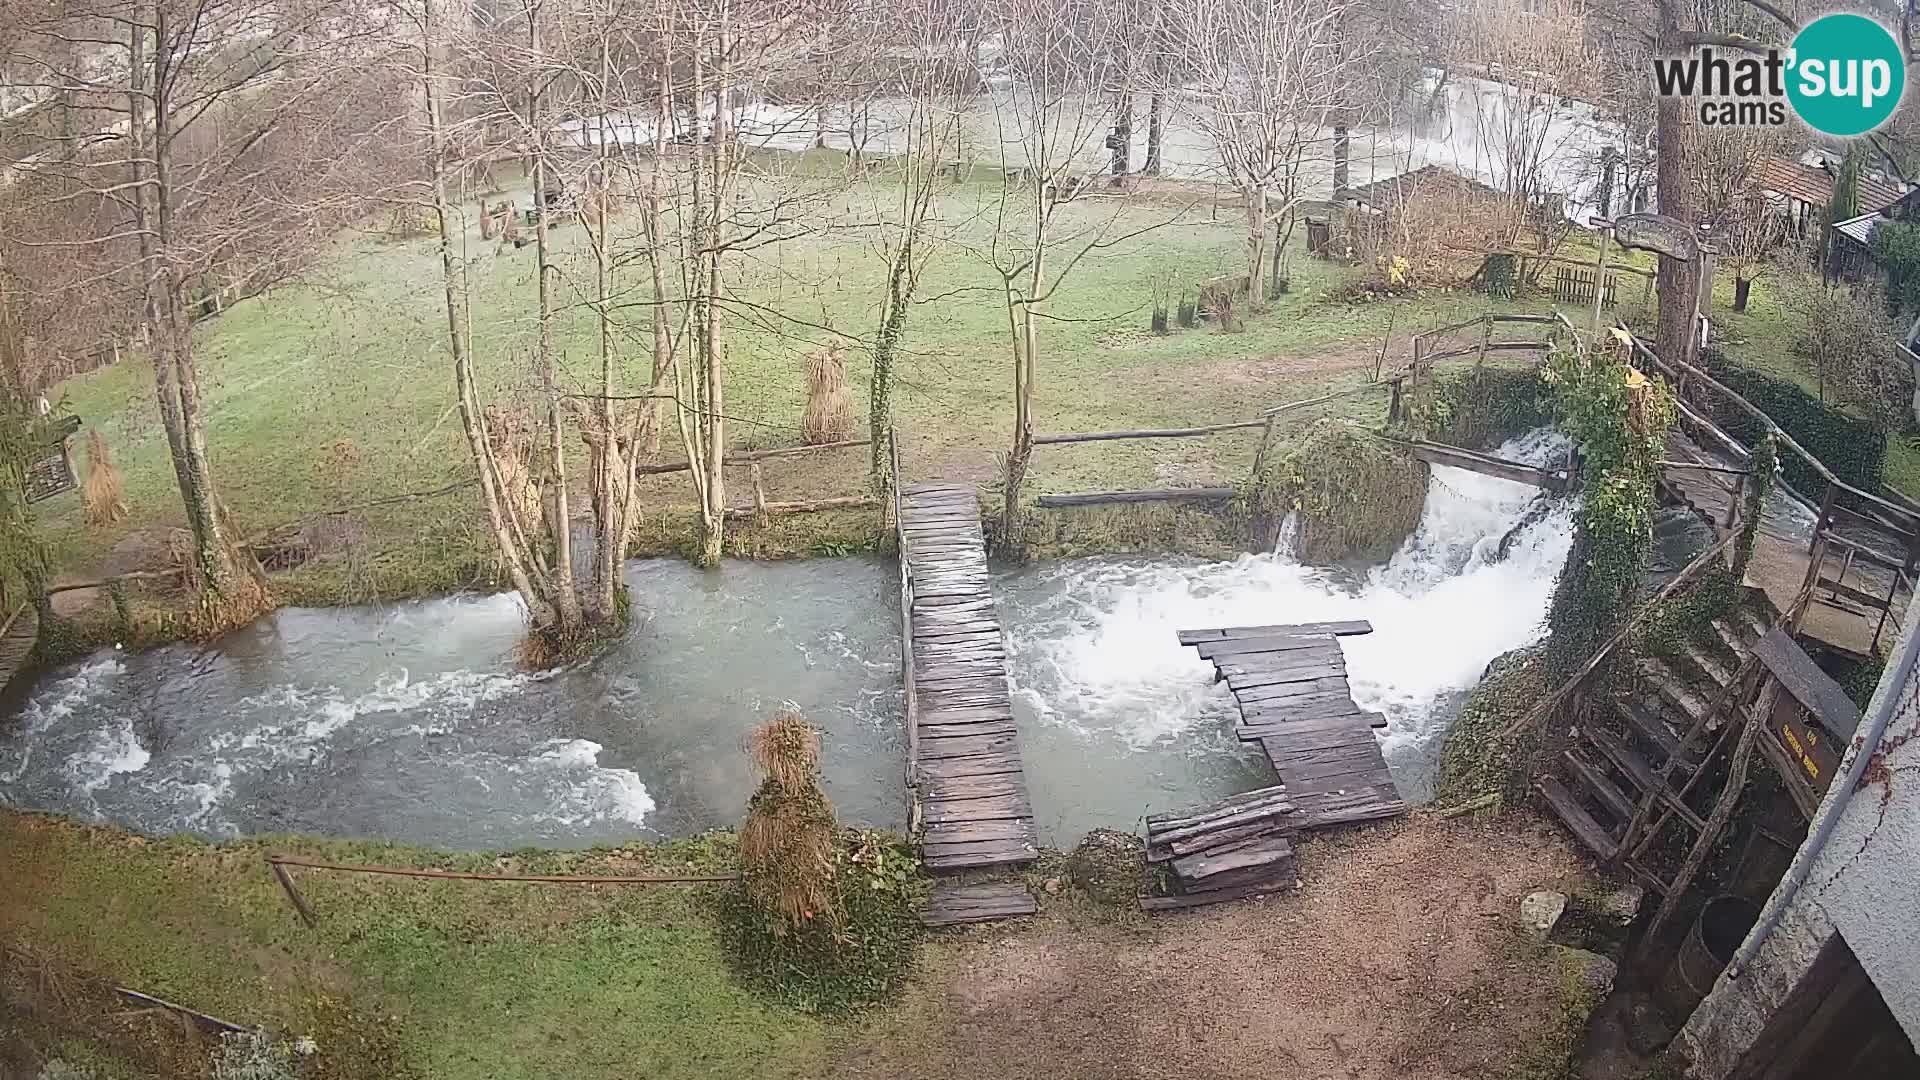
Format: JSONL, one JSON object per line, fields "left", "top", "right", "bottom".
{"left": 920, "top": 880, "right": 1037, "bottom": 927}
{"left": 1180, "top": 621, "right": 1407, "bottom": 826}
{"left": 898, "top": 484, "right": 1037, "bottom": 873}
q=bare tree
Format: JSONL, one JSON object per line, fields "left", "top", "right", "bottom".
{"left": 977, "top": 0, "right": 1174, "bottom": 541}
{"left": 5, "top": 0, "right": 400, "bottom": 632}
{"left": 1157, "top": 0, "right": 1374, "bottom": 307}
{"left": 1442, "top": 0, "right": 1604, "bottom": 249}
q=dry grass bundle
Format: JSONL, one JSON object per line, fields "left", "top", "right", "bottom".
{"left": 740, "top": 707, "right": 841, "bottom": 934}
{"left": 81, "top": 429, "right": 128, "bottom": 525}
{"left": 800, "top": 345, "right": 855, "bottom": 445}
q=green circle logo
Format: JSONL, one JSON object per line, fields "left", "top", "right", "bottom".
{"left": 1787, "top": 14, "right": 1906, "bottom": 136}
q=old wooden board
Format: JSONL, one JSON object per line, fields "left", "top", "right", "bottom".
{"left": 1176, "top": 620, "right": 1374, "bottom": 645}
{"left": 1180, "top": 622, "right": 1407, "bottom": 835}
{"left": 921, "top": 880, "right": 1037, "bottom": 927}
{"left": 900, "top": 484, "right": 1036, "bottom": 873}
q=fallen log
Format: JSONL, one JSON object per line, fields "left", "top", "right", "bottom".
{"left": 1035, "top": 487, "right": 1238, "bottom": 508}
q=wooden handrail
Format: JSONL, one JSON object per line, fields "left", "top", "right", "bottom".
{"left": 1497, "top": 531, "right": 1740, "bottom": 741}
{"left": 1620, "top": 325, "right": 1920, "bottom": 529}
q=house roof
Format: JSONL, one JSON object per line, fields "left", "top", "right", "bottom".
{"left": 1343, "top": 164, "right": 1504, "bottom": 213}
{"left": 1831, "top": 187, "right": 1920, "bottom": 248}
{"left": 1755, "top": 155, "right": 1906, "bottom": 214}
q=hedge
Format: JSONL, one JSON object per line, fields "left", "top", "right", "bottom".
{"left": 1698, "top": 348, "right": 1885, "bottom": 495}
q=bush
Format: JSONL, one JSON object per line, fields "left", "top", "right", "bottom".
{"left": 1776, "top": 274, "right": 1909, "bottom": 433}
{"left": 1243, "top": 418, "right": 1428, "bottom": 562}
{"left": 726, "top": 709, "right": 921, "bottom": 1014}
{"left": 1423, "top": 364, "right": 1554, "bottom": 448}
{"left": 1700, "top": 348, "right": 1889, "bottom": 494}
{"left": 1871, "top": 219, "right": 1920, "bottom": 317}
{"left": 721, "top": 828, "right": 921, "bottom": 1014}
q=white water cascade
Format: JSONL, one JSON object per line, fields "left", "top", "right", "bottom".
{"left": 996, "top": 429, "right": 1577, "bottom": 829}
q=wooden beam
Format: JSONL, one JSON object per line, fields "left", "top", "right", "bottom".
{"left": 1035, "top": 487, "right": 1237, "bottom": 508}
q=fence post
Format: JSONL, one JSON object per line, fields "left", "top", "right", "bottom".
{"left": 1250, "top": 414, "right": 1280, "bottom": 481}
{"left": 270, "top": 861, "right": 319, "bottom": 928}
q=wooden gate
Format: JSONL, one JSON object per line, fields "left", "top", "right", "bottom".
{"left": 1554, "top": 264, "right": 1618, "bottom": 306}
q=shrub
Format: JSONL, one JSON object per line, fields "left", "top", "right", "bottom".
{"left": 1243, "top": 418, "right": 1428, "bottom": 562}
{"left": 1700, "top": 348, "right": 1889, "bottom": 493}
{"left": 1776, "top": 273, "right": 1909, "bottom": 433}
{"left": 725, "top": 709, "right": 921, "bottom": 1013}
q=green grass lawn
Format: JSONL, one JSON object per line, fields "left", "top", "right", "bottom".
{"left": 36, "top": 175, "right": 1566, "bottom": 603}
{"left": 0, "top": 811, "right": 824, "bottom": 1080}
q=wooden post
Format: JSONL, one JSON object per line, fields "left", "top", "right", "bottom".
{"left": 1477, "top": 317, "right": 1491, "bottom": 366}
{"left": 270, "top": 861, "right": 318, "bottom": 928}
{"left": 1722, "top": 471, "right": 1744, "bottom": 537}
{"left": 1387, "top": 377, "right": 1404, "bottom": 427}
{"left": 750, "top": 461, "right": 769, "bottom": 522}
{"left": 1250, "top": 414, "right": 1280, "bottom": 480}
{"left": 1642, "top": 687, "right": 1767, "bottom": 945}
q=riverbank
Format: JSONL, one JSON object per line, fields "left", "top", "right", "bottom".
{"left": 0, "top": 807, "right": 1602, "bottom": 1080}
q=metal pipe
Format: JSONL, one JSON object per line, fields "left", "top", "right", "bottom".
{"left": 1727, "top": 598, "right": 1920, "bottom": 977}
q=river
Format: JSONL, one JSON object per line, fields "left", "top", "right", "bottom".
{"left": 0, "top": 432, "right": 1582, "bottom": 849}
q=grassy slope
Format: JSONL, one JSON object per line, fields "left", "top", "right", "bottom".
{"left": 37, "top": 176, "right": 1557, "bottom": 600}
{"left": 0, "top": 811, "right": 822, "bottom": 1080}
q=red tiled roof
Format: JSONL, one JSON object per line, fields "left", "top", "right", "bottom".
{"left": 1753, "top": 156, "right": 1905, "bottom": 214}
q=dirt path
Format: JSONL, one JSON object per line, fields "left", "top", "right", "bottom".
{"left": 832, "top": 812, "right": 1590, "bottom": 1080}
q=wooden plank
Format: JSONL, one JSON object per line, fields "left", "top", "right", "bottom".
{"left": 1236, "top": 722, "right": 1379, "bottom": 750}
{"left": 921, "top": 881, "right": 1036, "bottom": 926}
{"left": 917, "top": 731, "right": 1021, "bottom": 759}
{"left": 1536, "top": 775, "right": 1619, "bottom": 860}
{"left": 922, "top": 772, "right": 1028, "bottom": 801}
{"left": 1198, "top": 634, "right": 1336, "bottom": 661}
{"left": 1237, "top": 710, "right": 1388, "bottom": 736}
{"left": 919, "top": 704, "right": 1015, "bottom": 723}
{"left": 1193, "top": 634, "right": 1339, "bottom": 659}
{"left": 1172, "top": 835, "right": 1294, "bottom": 881}
{"left": 1139, "top": 879, "right": 1290, "bottom": 912}
{"left": 919, "top": 792, "right": 1031, "bottom": 824}
{"left": 1176, "top": 620, "right": 1374, "bottom": 645}
{"left": 921, "top": 720, "right": 1019, "bottom": 739}
{"left": 1145, "top": 784, "right": 1290, "bottom": 827}
{"left": 1225, "top": 661, "right": 1346, "bottom": 689}
{"left": 915, "top": 752, "right": 1026, "bottom": 779}
{"left": 1234, "top": 682, "right": 1358, "bottom": 707}
{"left": 1752, "top": 627, "right": 1863, "bottom": 741}
{"left": 1148, "top": 819, "right": 1290, "bottom": 861}
{"left": 922, "top": 842, "right": 1038, "bottom": 870}
{"left": 1147, "top": 801, "right": 1295, "bottom": 848}
{"left": 1288, "top": 789, "right": 1407, "bottom": 830}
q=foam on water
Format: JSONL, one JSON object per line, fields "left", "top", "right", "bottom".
{"left": 1000, "top": 429, "right": 1576, "bottom": 800}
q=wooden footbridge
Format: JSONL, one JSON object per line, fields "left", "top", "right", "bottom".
{"left": 895, "top": 483, "right": 1039, "bottom": 880}
{"left": 1180, "top": 620, "right": 1408, "bottom": 827}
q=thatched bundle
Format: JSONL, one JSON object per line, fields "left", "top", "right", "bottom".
{"left": 740, "top": 707, "right": 842, "bottom": 934}
{"left": 800, "top": 345, "right": 854, "bottom": 445}
{"left": 81, "top": 429, "right": 128, "bottom": 526}
{"left": 484, "top": 406, "right": 542, "bottom": 529}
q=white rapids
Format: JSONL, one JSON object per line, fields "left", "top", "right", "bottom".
{"left": 996, "top": 429, "right": 1576, "bottom": 826}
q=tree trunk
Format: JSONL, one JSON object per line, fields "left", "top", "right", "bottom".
{"left": 423, "top": 0, "right": 556, "bottom": 630}
{"left": 1733, "top": 275, "right": 1751, "bottom": 312}
{"left": 132, "top": 1, "right": 269, "bottom": 636}
{"left": 1110, "top": 93, "right": 1131, "bottom": 178}
{"left": 1245, "top": 186, "right": 1269, "bottom": 313}
{"left": 1654, "top": 0, "right": 1699, "bottom": 368}
{"left": 1145, "top": 93, "right": 1163, "bottom": 176}
{"left": 1332, "top": 127, "right": 1349, "bottom": 196}
{"left": 528, "top": 11, "right": 583, "bottom": 633}
{"left": 870, "top": 243, "right": 911, "bottom": 489}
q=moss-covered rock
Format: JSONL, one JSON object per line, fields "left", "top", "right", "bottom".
{"left": 1065, "top": 828, "right": 1148, "bottom": 907}
{"left": 1243, "top": 418, "right": 1428, "bottom": 563}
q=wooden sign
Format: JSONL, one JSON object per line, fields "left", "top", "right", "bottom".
{"left": 1614, "top": 213, "right": 1699, "bottom": 262}
{"left": 1772, "top": 691, "right": 1841, "bottom": 794}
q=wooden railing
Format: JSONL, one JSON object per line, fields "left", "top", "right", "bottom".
{"left": 889, "top": 428, "right": 919, "bottom": 800}
{"left": 1618, "top": 326, "right": 1920, "bottom": 655}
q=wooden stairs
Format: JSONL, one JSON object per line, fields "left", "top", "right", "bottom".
{"left": 1535, "top": 594, "right": 1774, "bottom": 895}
